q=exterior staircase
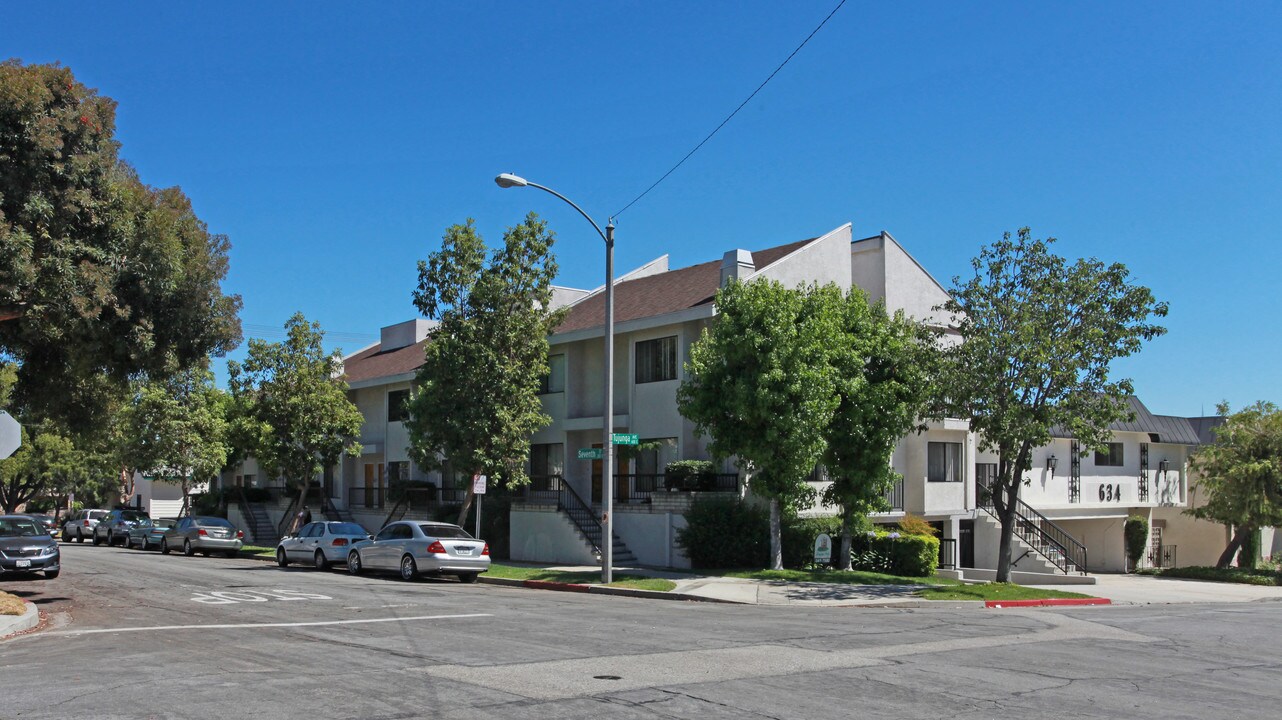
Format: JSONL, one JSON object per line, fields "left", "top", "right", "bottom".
{"left": 552, "top": 478, "right": 637, "bottom": 565}
{"left": 977, "top": 477, "right": 1088, "bottom": 575}
{"left": 238, "top": 494, "right": 279, "bottom": 547}
{"left": 322, "top": 498, "right": 357, "bottom": 524}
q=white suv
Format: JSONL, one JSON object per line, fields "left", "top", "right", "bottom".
{"left": 61, "top": 509, "right": 107, "bottom": 543}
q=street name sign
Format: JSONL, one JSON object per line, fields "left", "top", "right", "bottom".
{"left": 611, "top": 433, "right": 639, "bottom": 446}
{"left": 0, "top": 411, "right": 20, "bottom": 460}
{"left": 577, "top": 448, "right": 604, "bottom": 460}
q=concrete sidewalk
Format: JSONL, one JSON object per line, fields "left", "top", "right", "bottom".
{"left": 0, "top": 601, "right": 40, "bottom": 639}
{"left": 1029, "top": 573, "right": 1282, "bottom": 605}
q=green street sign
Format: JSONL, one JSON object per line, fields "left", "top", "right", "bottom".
{"left": 611, "top": 433, "right": 639, "bottom": 446}
{"left": 577, "top": 448, "right": 604, "bottom": 460}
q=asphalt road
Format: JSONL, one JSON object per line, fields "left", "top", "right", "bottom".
{"left": 3, "top": 542, "right": 1281, "bottom": 719}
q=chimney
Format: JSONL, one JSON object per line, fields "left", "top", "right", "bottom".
{"left": 379, "top": 319, "right": 437, "bottom": 351}
{"left": 720, "top": 249, "right": 755, "bottom": 287}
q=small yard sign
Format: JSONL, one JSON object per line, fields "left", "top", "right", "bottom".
{"left": 577, "top": 448, "right": 604, "bottom": 460}
{"left": 611, "top": 433, "right": 639, "bottom": 446}
{"left": 813, "top": 533, "right": 832, "bottom": 565}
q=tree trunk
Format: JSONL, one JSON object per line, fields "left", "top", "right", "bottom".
{"left": 1217, "top": 525, "right": 1252, "bottom": 569}
{"left": 995, "top": 483, "right": 1020, "bottom": 583}
{"left": 838, "top": 509, "right": 853, "bottom": 571}
{"left": 455, "top": 485, "right": 476, "bottom": 527}
{"left": 769, "top": 498, "right": 783, "bottom": 570}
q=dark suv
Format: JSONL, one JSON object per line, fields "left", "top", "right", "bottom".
{"left": 93, "top": 509, "right": 151, "bottom": 547}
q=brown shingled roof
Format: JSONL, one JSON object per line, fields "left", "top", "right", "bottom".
{"left": 342, "top": 340, "right": 427, "bottom": 384}
{"left": 556, "top": 237, "right": 817, "bottom": 333}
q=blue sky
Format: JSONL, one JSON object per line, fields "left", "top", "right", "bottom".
{"left": 4, "top": 2, "right": 1279, "bottom": 416}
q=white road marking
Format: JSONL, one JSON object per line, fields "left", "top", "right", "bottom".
{"left": 45, "top": 613, "right": 492, "bottom": 636}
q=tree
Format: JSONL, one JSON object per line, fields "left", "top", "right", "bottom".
{"left": 405, "top": 215, "right": 562, "bottom": 526}
{"left": 0, "top": 424, "right": 110, "bottom": 514}
{"left": 0, "top": 60, "right": 241, "bottom": 431}
{"left": 678, "top": 279, "right": 844, "bottom": 570}
{"left": 115, "top": 365, "right": 231, "bottom": 514}
{"left": 822, "top": 291, "right": 937, "bottom": 570}
{"left": 228, "top": 314, "right": 363, "bottom": 513}
{"left": 938, "top": 228, "right": 1167, "bottom": 582}
{"left": 1188, "top": 401, "right": 1282, "bottom": 568}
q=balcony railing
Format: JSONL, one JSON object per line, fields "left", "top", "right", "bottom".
{"left": 347, "top": 485, "right": 466, "bottom": 511}
{"left": 881, "top": 479, "right": 904, "bottom": 512}
{"left": 522, "top": 473, "right": 739, "bottom": 504}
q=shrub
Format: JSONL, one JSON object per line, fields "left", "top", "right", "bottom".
{"left": 850, "top": 529, "right": 940, "bottom": 577}
{"left": 676, "top": 495, "right": 769, "bottom": 568}
{"left": 1124, "top": 515, "right": 1148, "bottom": 570}
{"left": 665, "top": 459, "right": 716, "bottom": 490}
{"left": 781, "top": 516, "right": 843, "bottom": 568}
{"left": 897, "top": 513, "right": 937, "bottom": 537}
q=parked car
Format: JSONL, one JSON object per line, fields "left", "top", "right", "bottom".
{"left": 93, "top": 509, "right": 151, "bottom": 547}
{"left": 0, "top": 515, "right": 60, "bottom": 579}
{"left": 161, "top": 516, "right": 244, "bottom": 557}
{"left": 25, "top": 514, "right": 59, "bottom": 537}
{"left": 346, "top": 521, "right": 488, "bottom": 583}
{"left": 61, "top": 509, "right": 108, "bottom": 543}
{"left": 277, "top": 521, "right": 372, "bottom": 570}
{"left": 127, "top": 517, "right": 176, "bottom": 551}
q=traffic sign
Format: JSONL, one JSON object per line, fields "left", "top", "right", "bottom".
{"left": 611, "top": 433, "right": 639, "bottom": 446}
{"left": 0, "top": 411, "right": 20, "bottom": 460}
{"left": 472, "top": 474, "right": 487, "bottom": 495}
{"left": 577, "top": 448, "right": 604, "bottom": 460}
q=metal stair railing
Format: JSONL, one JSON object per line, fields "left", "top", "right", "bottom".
{"left": 978, "top": 476, "right": 1088, "bottom": 574}
{"left": 556, "top": 477, "right": 603, "bottom": 554}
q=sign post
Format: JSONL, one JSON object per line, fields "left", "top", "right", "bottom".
{"left": 0, "top": 411, "right": 20, "bottom": 460}
{"left": 472, "top": 474, "right": 486, "bottom": 539}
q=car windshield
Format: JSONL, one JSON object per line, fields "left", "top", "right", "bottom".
{"left": 135, "top": 518, "right": 154, "bottom": 527}
{"left": 155, "top": 519, "right": 176, "bottom": 529}
{"left": 419, "top": 524, "right": 472, "bottom": 539}
{"left": 327, "top": 522, "right": 366, "bottom": 535}
{"left": 0, "top": 518, "right": 43, "bottom": 537}
{"left": 87, "top": 510, "right": 107, "bottom": 519}
{"left": 121, "top": 511, "right": 148, "bottom": 521}
{"left": 194, "top": 517, "right": 233, "bottom": 528}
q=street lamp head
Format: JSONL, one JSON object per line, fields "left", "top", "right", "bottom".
{"left": 495, "top": 173, "right": 528, "bottom": 189}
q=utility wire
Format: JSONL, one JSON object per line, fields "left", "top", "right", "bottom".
{"left": 612, "top": 0, "right": 847, "bottom": 219}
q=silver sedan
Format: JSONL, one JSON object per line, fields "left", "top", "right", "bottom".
{"left": 346, "top": 521, "right": 489, "bottom": 583}
{"left": 276, "top": 521, "right": 372, "bottom": 570}
{"left": 160, "top": 516, "right": 244, "bottom": 558}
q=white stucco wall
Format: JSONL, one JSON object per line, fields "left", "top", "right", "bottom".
{"left": 510, "top": 507, "right": 599, "bottom": 565}
{"left": 754, "top": 223, "right": 852, "bottom": 292}
{"left": 614, "top": 508, "right": 691, "bottom": 569}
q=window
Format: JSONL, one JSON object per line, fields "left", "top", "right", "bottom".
{"left": 538, "top": 354, "right": 566, "bottom": 394}
{"left": 1095, "top": 443, "right": 1124, "bottom": 467}
{"left": 635, "top": 336, "right": 677, "bottom": 383}
{"left": 635, "top": 438, "right": 676, "bottom": 476}
{"left": 387, "top": 461, "right": 409, "bottom": 484}
{"left": 529, "top": 443, "right": 564, "bottom": 477}
{"left": 387, "top": 390, "right": 409, "bottom": 422}
{"left": 928, "top": 442, "right": 962, "bottom": 482}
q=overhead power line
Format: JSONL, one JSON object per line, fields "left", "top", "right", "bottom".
{"left": 612, "top": 0, "right": 847, "bottom": 219}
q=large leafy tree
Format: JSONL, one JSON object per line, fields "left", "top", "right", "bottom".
{"left": 405, "top": 214, "right": 562, "bottom": 525}
{"left": 939, "top": 228, "right": 1167, "bottom": 582}
{"left": 1188, "top": 401, "right": 1282, "bottom": 568}
{"left": 228, "top": 314, "right": 363, "bottom": 510}
{"left": 822, "top": 291, "right": 938, "bottom": 570}
{"left": 678, "top": 279, "right": 844, "bottom": 570}
{"left": 0, "top": 60, "right": 241, "bottom": 430}
{"left": 0, "top": 423, "right": 111, "bottom": 514}
{"left": 114, "top": 365, "right": 231, "bottom": 514}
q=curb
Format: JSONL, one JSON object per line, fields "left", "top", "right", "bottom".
{"left": 986, "top": 597, "right": 1112, "bottom": 608}
{"left": 0, "top": 601, "right": 40, "bottom": 639}
{"left": 479, "top": 576, "right": 737, "bottom": 603}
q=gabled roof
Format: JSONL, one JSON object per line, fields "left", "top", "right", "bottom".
{"left": 342, "top": 339, "right": 427, "bottom": 384}
{"left": 555, "top": 237, "right": 816, "bottom": 334}
{"left": 1051, "top": 396, "right": 1201, "bottom": 445}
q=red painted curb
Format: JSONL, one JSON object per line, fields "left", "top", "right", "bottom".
{"left": 986, "top": 597, "right": 1111, "bottom": 608}
{"left": 523, "top": 580, "right": 590, "bottom": 593}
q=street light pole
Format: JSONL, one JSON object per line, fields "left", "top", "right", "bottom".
{"left": 495, "top": 173, "right": 616, "bottom": 583}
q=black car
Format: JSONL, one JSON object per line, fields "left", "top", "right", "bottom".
{"left": 93, "top": 509, "right": 151, "bottom": 547}
{"left": 25, "top": 514, "right": 59, "bottom": 537}
{"left": 0, "top": 515, "right": 60, "bottom": 579}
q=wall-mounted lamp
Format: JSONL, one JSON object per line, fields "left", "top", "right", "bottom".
{"left": 1046, "top": 455, "right": 1058, "bottom": 475}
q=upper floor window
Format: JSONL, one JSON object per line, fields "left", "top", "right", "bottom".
{"left": 538, "top": 354, "right": 566, "bottom": 394}
{"left": 1094, "top": 442, "right": 1124, "bottom": 467}
{"left": 636, "top": 336, "right": 677, "bottom": 384}
{"left": 387, "top": 390, "right": 409, "bottom": 422}
{"left": 928, "top": 442, "right": 962, "bottom": 482}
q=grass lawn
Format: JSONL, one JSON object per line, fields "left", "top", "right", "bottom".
{"left": 1141, "top": 566, "right": 1282, "bottom": 586}
{"left": 239, "top": 545, "right": 276, "bottom": 557}
{"left": 0, "top": 590, "right": 26, "bottom": 616}
{"left": 917, "top": 582, "right": 1096, "bottom": 601}
{"left": 487, "top": 563, "right": 677, "bottom": 592}
{"left": 717, "top": 568, "right": 959, "bottom": 587}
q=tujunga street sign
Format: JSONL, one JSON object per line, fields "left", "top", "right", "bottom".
{"left": 611, "top": 433, "right": 639, "bottom": 446}
{"left": 0, "top": 410, "right": 20, "bottom": 460}
{"left": 577, "top": 448, "right": 604, "bottom": 460}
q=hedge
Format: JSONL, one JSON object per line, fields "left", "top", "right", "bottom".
{"left": 850, "top": 530, "right": 940, "bottom": 577}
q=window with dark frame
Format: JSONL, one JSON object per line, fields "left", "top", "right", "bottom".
{"left": 927, "top": 442, "right": 962, "bottom": 482}
{"left": 635, "top": 336, "right": 677, "bottom": 383}
{"left": 387, "top": 390, "right": 409, "bottom": 422}
{"left": 538, "top": 354, "right": 566, "bottom": 394}
{"left": 1094, "top": 442, "right": 1124, "bottom": 466}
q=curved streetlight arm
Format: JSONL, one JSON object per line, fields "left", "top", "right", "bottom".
{"left": 521, "top": 181, "right": 610, "bottom": 243}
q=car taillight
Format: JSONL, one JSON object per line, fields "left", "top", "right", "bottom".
{"left": 198, "top": 528, "right": 208, "bottom": 536}
{"left": 426, "top": 541, "right": 446, "bottom": 554}
{"left": 83, "top": 520, "right": 91, "bottom": 527}
{"left": 481, "top": 543, "right": 490, "bottom": 556}
{"left": 332, "top": 538, "right": 348, "bottom": 547}
{"left": 236, "top": 530, "right": 244, "bottom": 539}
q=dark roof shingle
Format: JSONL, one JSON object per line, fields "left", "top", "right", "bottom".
{"left": 342, "top": 340, "right": 427, "bottom": 384}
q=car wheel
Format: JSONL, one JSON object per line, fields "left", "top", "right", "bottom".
{"left": 183, "top": 539, "right": 195, "bottom": 557}
{"left": 458, "top": 573, "right": 479, "bottom": 584}
{"left": 313, "top": 549, "right": 328, "bottom": 571}
{"left": 92, "top": 531, "right": 103, "bottom": 546}
{"left": 161, "top": 539, "right": 171, "bottom": 555}
{"left": 276, "top": 548, "right": 289, "bottom": 567}
{"left": 75, "top": 530, "right": 85, "bottom": 543}
{"left": 399, "top": 554, "right": 418, "bottom": 581}
{"left": 44, "top": 569, "right": 60, "bottom": 580}
{"left": 346, "top": 551, "right": 362, "bottom": 575}
{"left": 140, "top": 538, "right": 150, "bottom": 551}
